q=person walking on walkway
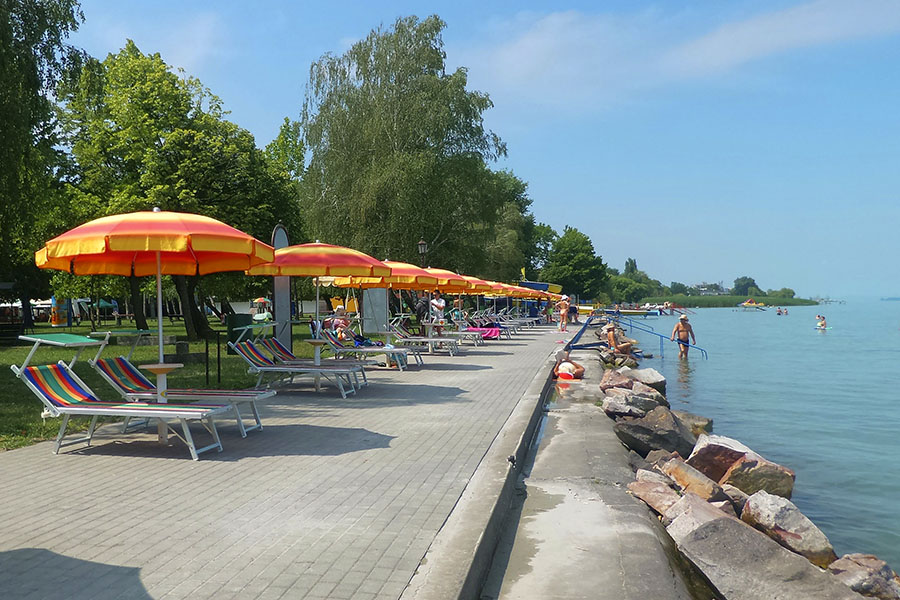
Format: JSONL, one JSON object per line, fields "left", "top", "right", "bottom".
{"left": 556, "top": 296, "right": 570, "bottom": 332}
{"left": 671, "top": 314, "right": 696, "bottom": 359}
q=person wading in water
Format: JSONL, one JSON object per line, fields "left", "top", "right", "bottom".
{"left": 671, "top": 314, "right": 696, "bottom": 359}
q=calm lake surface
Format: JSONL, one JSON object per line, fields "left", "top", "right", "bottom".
{"left": 622, "top": 299, "right": 900, "bottom": 569}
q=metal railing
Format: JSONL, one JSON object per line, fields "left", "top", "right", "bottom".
{"left": 613, "top": 316, "right": 708, "bottom": 360}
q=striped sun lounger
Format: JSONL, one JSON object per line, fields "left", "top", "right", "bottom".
{"left": 229, "top": 340, "right": 364, "bottom": 398}
{"left": 320, "top": 329, "right": 422, "bottom": 368}
{"left": 257, "top": 337, "right": 372, "bottom": 386}
{"left": 11, "top": 362, "right": 229, "bottom": 460}
{"left": 91, "top": 356, "right": 271, "bottom": 437}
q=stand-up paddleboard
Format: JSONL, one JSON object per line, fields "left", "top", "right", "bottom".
{"left": 815, "top": 326, "right": 832, "bottom": 330}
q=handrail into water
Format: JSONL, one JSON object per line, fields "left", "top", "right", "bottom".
{"left": 613, "top": 316, "right": 708, "bottom": 360}
{"left": 567, "top": 314, "right": 708, "bottom": 359}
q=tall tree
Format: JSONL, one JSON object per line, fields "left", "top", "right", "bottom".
{"left": 300, "top": 15, "right": 506, "bottom": 269}
{"left": 732, "top": 276, "right": 760, "bottom": 297}
{"left": 57, "top": 40, "right": 299, "bottom": 337}
{"left": 540, "top": 226, "right": 607, "bottom": 300}
{"left": 0, "top": 0, "right": 82, "bottom": 312}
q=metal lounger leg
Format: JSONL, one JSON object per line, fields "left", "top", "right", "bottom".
{"left": 53, "top": 414, "right": 70, "bottom": 454}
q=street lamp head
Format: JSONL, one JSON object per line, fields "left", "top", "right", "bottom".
{"left": 418, "top": 239, "right": 428, "bottom": 256}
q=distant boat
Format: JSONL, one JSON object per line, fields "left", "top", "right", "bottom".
{"left": 603, "top": 308, "right": 661, "bottom": 317}
{"left": 738, "top": 298, "right": 767, "bottom": 311}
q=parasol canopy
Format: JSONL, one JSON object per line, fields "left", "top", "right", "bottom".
{"left": 246, "top": 243, "right": 390, "bottom": 277}
{"left": 36, "top": 210, "right": 274, "bottom": 276}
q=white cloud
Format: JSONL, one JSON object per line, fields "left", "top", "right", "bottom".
{"left": 661, "top": 0, "right": 900, "bottom": 78}
{"left": 161, "top": 12, "right": 224, "bottom": 74}
{"left": 456, "top": 0, "right": 900, "bottom": 113}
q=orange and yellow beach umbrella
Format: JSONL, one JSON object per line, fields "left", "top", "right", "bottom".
{"left": 36, "top": 209, "right": 274, "bottom": 277}
{"left": 333, "top": 261, "right": 438, "bottom": 290}
{"left": 35, "top": 208, "right": 274, "bottom": 406}
{"left": 424, "top": 268, "right": 468, "bottom": 290}
{"left": 246, "top": 243, "right": 390, "bottom": 277}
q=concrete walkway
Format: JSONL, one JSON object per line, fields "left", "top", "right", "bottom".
{"left": 0, "top": 327, "right": 562, "bottom": 600}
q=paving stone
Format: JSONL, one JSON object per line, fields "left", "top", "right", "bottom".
{"left": 0, "top": 328, "right": 559, "bottom": 599}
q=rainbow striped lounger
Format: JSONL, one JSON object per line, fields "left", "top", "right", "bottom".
{"left": 91, "top": 356, "right": 272, "bottom": 437}
{"left": 229, "top": 340, "right": 364, "bottom": 399}
{"left": 11, "top": 362, "right": 229, "bottom": 460}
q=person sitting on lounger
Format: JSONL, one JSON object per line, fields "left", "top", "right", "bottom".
{"left": 553, "top": 349, "right": 585, "bottom": 379}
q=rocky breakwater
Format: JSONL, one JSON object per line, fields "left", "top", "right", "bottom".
{"left": 596, "top": 366, "right": 900, "bottom": 600}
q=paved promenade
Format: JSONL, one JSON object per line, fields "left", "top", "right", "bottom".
{"left": 0, "top": 326, "right": 561, "bottom": 600}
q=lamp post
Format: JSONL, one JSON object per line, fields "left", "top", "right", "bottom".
{"left": 418, "top": 239, "right": 428, "bottom": 268}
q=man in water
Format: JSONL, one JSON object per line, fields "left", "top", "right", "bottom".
{"left": 671, "top": 314, "right": 696, "bottom": 359}
{"left": 816, "top": 314, "right": 827, "bottom": 329}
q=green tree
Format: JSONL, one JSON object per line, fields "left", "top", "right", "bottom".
{"left": 540, "top": 226, "right": 607, "bottom": 300}
{"left": 624, "top": 258, "right": 638, "bottom": 277}
{"left": 57, "top": 40, "right": 299, "bottom": 337}
{"left": 608, "top": 275, "right": 651, "bottom": 303}
{"left": 524, "top": 222, "right": 557, "bottom": 280}
{"left": 732, "top": 276, "right": 759, "bottom": 297}
{"left": 670, "top": 281, "right": 688, "bottom": 295}
{"left": 0, "top": 0, "right": 82, "bottom": 317}
{"left": 300, "top": 15, "right": 506, "bottom": 270}
{"left": 769, "top": 287, "right": 795, "bottom": 298}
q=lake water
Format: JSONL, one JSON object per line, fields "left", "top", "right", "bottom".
{"left": 622, "top": 299, "right": 900, "bottom": 569}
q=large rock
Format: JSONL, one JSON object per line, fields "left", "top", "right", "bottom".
{"left": 828, "top": 554, "right": 900, "bottom": 600}
{"left": 601, "top": 396, "right": 657, "bottom": 418}
{"left": 618, "top": 367, "right": 667, "bottom": 394}
{"left": 661, "top": 458, "right": 729, "bottom": 502}
{"left": 601, "top": 388, "right": 665, "bottom": 418}
{"left": 687, "top": 434, "right": 796, "bottom": 498}
{"left": 741, "top": 490, "right": 837, "bottom": 568}
{"left": 599, "top": 369, "right": 634, "bottom": 391}
{"left": 686, "top": 434, "right": 753, "bottom": 481}
{"left": 722, "top": 483, "right": 750, "bottom": 515}
{"left": 671, "top": 410, "right": 712, "bottom": 437}
{"left": 613, "top": 407, "right": 696, "bottom": 458}
{"left": 636, "top": 468, "right": 675, "bottom": 486}
{"left": 721, "top": 454, "right": 795, "bottom": 499}
{"left": 631, "top": 381, "right": 670, "bottom": 408}
{"left": 627, "top": 481, "right": 682, "bottom": 516}
{"left": 667, "top": 500, "right": 865, "bottom": 600}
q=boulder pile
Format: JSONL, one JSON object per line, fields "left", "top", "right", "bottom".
{"left": 593, "top": 364, "right": 900, "bottom": 599}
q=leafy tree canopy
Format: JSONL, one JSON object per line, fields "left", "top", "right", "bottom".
{"left": 300, "top": 15, "right": 509, "bottom": 271}
{"left": 540, "top": 226, "right": 607, "bottom": 300}
{"left": 0, "top": 0, "right": 82, "bottom": 300}
{"left": 732, "top": 276, "right": 760, "bottom": 297}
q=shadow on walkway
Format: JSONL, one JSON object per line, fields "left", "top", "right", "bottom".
{"left": 0, "top": 548, "right": 151, "bottom": 600}
{"left": 71, "top": 424, "right": 395, "bottom": 461}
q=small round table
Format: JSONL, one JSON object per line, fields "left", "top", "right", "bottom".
{"left": 139, "top": 362, "right": 183, "bottom": 443}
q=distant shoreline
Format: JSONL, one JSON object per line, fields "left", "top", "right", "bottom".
{"left": 640, "top": 295, "right": 818, "bottom": 308}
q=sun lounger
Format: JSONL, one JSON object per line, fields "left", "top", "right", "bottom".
{"left": 11, "top": 362, "right": 228, "bottom": 460}
{"left": 229, "top": 340, "right": 363, "bottom": 398}
{"left": 257, "top": 337, "right": 373, "bottom": 385}
{"left": 319, "top": 329, "right": 422, "bottom": 368}
{"left": 90, "top": 355, "right": 270, "bottom": 437}
{"left": 389, "top": 323, "right": 460, "bottom": 356}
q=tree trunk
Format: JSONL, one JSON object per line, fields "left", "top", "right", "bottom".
{"left": 19, "top": 295, "right": 34, "bottom": 329}
{"left": 186, "top": 276, "right": 213, "bottom": 338}
{"left": 129, "top": 276, "right": 148, "bottom": 330}
{"left": 173, "top": 275, "right": 199, "bottom": 340}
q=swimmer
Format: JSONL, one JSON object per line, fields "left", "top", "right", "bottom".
{"left": 670, "top": 314, "right": 696, "bottom": 359}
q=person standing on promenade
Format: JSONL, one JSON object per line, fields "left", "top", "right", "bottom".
{"left": 430, "top": 290, "right": 446, "bottom": 335}
{"left": 556, "top": 296, "right": 569, "bottom": 332}
{"left": 671, "top": 314, "right": 696, "bottom": 359}
{"left": 415, "top": 291, "right": 429, "bottom": 335}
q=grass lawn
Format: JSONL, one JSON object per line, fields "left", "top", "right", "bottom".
{"left": 0, "top": 318, "right": 321, "bottom": 451}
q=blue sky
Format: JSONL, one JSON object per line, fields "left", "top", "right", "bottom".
{"left": 69, "top": 1, "right": 900, "bottom": 298}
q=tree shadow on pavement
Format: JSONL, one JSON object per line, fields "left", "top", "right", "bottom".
{"left": 0, "top": 548, "right": 151, "bottom": 600}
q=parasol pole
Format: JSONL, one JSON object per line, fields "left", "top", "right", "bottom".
{"left": 156, "top": 251, "right": 164, "bottom": 362}
{"left": 314, "top": 277, "right": 320, "bottom": 338}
